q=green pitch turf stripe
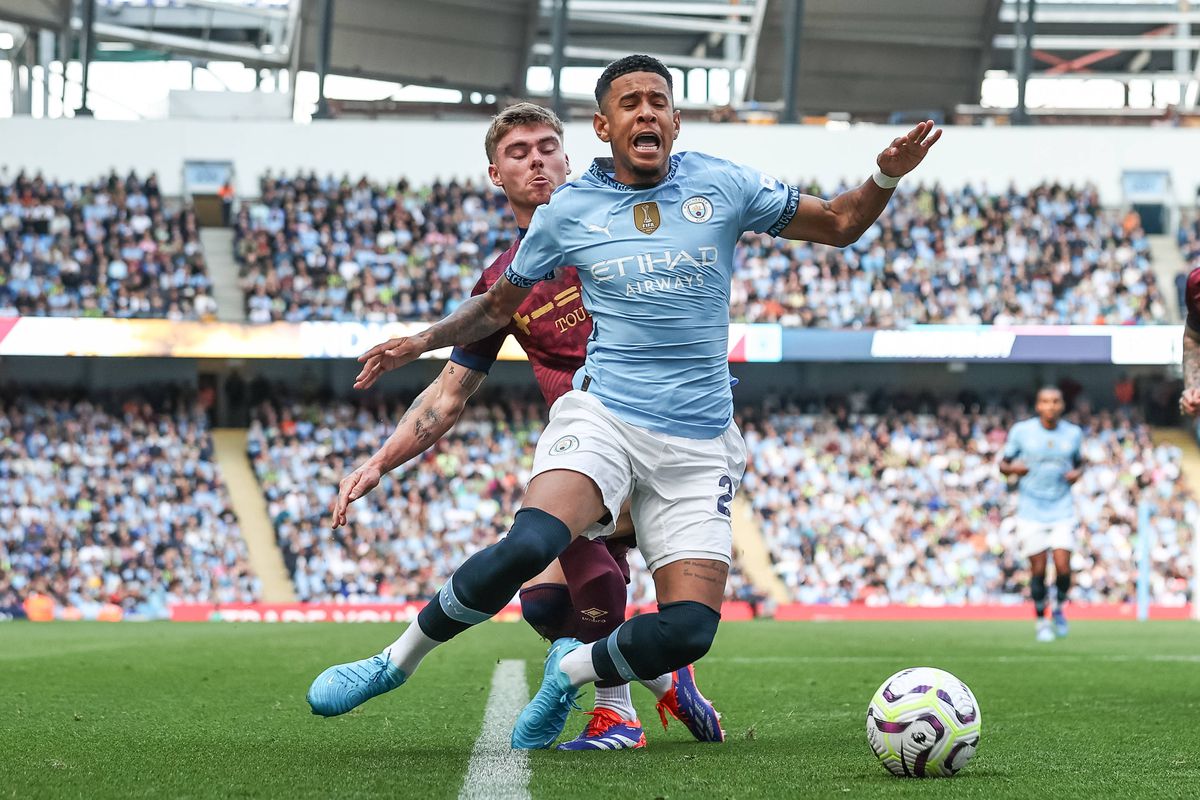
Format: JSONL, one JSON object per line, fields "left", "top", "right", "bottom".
{"left": 459, "top": 659, "right": 531, "bottom": 800}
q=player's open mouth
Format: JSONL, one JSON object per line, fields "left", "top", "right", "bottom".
{"left": 632, "top": 132, "right": 661, "bottom": 154}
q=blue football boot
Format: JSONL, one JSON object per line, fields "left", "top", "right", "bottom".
{"left": 306, "top": 650, "right": 407, "bottom": 717}
{"left": 511, "top": 637, "right": 582, "bottom": 749}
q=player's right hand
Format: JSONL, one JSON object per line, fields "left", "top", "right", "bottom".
{"left": 1180, "top": 388, "right": 1200, "bottom": 416}
{"left": 1005, "top": 461, "right": 1030, "bottom": 477}
{"left": 331, "top": 464, "right": 383, "bottom": 529}
{"left": 354, "top": 336, "right": 424, "bottom": 389}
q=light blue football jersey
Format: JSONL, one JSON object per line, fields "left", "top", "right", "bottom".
{"left": 505, "top": 152, "right": 799, "bottom": 439}
{"left": 1002, "top": 417, "right": 1084, "bottom": 523}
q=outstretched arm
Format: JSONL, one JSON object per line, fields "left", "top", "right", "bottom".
{"left": 331, "top": 360, "right": 486, "bottom": 528}
{"left": 1181, "top": 328, "right": 1200, "bottom": 415}
{"left": 779, "top": 120, "right": 941, "bottom": 247}
{"left": 354, "top": 277, "right": 530, "bottom": 390}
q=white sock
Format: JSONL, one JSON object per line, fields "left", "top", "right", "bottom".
{"left": 639, "top": 673, "right": 672, "bottom": 700}
{"left": 560, "top": 642, "right": 601, "bottom": 687}
{"left": 594, "top": 684, "right": 637, "bottom": 721}
{"left": 385, "top": 622, "right": 441, "bottom": 676}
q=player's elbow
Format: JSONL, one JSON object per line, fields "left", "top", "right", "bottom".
{"left": 833, "top": 222, "right": 865, "bottom": 248}
{"left": 434, "top": 383, "right": 472, "bottom": 422}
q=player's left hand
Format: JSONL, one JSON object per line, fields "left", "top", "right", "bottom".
{"left": 1064, "top": 468, "right": 1083, "bottom": 485}
{"left": 1180, "top": 387, "right": 1200, "bottom": 416}
{"left": 876, "top": 120, "right": 942, "bottom": 178}
{"left": 354, "top": 336, "right": 425, "bottom": 389}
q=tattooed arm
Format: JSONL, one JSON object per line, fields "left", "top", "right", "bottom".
{"left": 778, "top": 121, "right": 941, "bottom": 247}
{"left": 1180, "top": 328, "right": 1200, "bottom": 416}
{"left": 331, "top": 361, "right": 487, "bottom": 528}
{"left": 354, "top": 277, "right": 530, "bottom": 390}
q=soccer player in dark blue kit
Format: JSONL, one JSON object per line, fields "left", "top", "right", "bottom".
{"left": 311, "top": 55, "right": 940, "bottom": 749}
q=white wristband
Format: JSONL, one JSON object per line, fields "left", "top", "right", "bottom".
{"left": 872, "top": 170, "right": 901, "bottom": 189}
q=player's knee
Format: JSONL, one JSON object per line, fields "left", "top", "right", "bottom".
{"left": 519, "top": 583, "right": 574, "bottom": 641}
{"left": 496, "top": 508, "right": 572, "bottom": 580}
{"left": 657, "top": 600, "right": 720, "bottom": 665}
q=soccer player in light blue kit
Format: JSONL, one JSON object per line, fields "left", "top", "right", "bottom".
{"left": 308, "top": 55, "right": 940, "bottom": 749}
{"left": 999, "top": 387, "right": 1085, "bottom": 642}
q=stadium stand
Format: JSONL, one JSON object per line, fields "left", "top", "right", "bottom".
{"left": 236, "top": 175, "right": 1164, "bottom": 327}
{"left": 0, "top": 390, "right": 259, "bottom": 619}
{"left": 246, "top": 393, "right": 753, "bottom": 606}
{"left": 233, "top": 173, "right": 514, "bottom": 323}
{"left": 732, "top": 182, "right": 1165, "bottom": 326}
{"left": 739, "top": 395, "right": 1195, "bottom": 606}
{"left": 0, "top": 171, "right": 217, "bottom": 319}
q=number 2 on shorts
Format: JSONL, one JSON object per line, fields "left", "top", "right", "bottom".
{"left": 716, "top": 475, "right": 733, "bottom": 517}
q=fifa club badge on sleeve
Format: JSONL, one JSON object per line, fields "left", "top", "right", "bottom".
{"left": 634, "top": 201, "right": 660, "bottom": 235}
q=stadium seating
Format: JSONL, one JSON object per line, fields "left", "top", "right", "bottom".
{"left": 0, "top": 171, "right": 217, "bottom": 319}
{"left": 732, "top": 182, "right": 1164, "bottom": 326}
{"left": 238, "top": 175, "right": 1164, "bottom": 326}
{"left": 0, "top": 391, "right": 259, "bottom": 619}
{"left": 739, "top": 396, "right": 1195, "bottom": 606}
{"left": 246, "top": 393, "right": 753, "bottom": 605}
{"left": 234, "top": 173, "right": 516, "bottom": 323}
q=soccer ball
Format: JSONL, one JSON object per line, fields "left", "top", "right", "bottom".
{"left": 866, "top": 667, "right": 981, "bottom": 778}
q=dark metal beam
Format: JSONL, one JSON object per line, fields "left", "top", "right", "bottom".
{"left": 781, "top": 0, "right": 804, "bottom": 123}
{"left": 314, "top": 0, "right": 335, "bottom": 119}
{"left": 76, "top": 0, "right": 95, "bottom": 116}
{"left": 549, "top": 0, "right": 569, "bottom": 117}
{"left": 1014, "top": 0, "right": 1035, "bottom": 125}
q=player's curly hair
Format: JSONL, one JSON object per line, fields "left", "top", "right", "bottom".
{"left": 484, "top": 102, "right": 565, "bottom": 163}
{"left": 594, "top": 54, "right": 673, "bottom": 109}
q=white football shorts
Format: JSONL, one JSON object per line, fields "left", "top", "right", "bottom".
{"left": 1015, "top": 518, "right": 1077, "bottom": 558}
{"left": 529, "top": 390, "right": 747, "bottom": 573}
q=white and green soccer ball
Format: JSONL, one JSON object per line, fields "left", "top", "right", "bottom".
{"left": 866, "top": 667, "right": 981, "bottom": 778}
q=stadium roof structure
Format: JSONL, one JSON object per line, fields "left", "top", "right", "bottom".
{"left": 1, "top": 0, "right": 1197, "bottom": 120}
{"left": 750, "top": 0, "right": 1003, "bottom": 120}
{"left": 0, "top": 0, "right": 70, "bottom": 30}
{"left": 988, "top": 0, "right": 1200, "bottom": 113}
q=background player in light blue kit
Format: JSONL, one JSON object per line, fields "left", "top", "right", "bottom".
{"left": 999, "top": 387, "right": 1085, "bottom": 642}
{"left": 311, "top": 54, "right": 940, "bottom": 749}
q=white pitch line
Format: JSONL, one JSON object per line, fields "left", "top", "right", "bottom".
{"left": 459, "top": 659, "right": 531, "bottom": 800}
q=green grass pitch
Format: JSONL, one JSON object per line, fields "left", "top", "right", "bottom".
{"left": 3, "top": 620, "right": 1198, "bottom": 799}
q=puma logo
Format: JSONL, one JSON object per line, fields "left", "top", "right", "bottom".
{"left": 584, "top": 222, "right": 612, "bottom": 238}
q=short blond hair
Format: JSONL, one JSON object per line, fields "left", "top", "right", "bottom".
{"left": 484, "top": 102, "right": 565, "bottom": 163}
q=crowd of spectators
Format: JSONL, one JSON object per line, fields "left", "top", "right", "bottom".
{"left": 234, "top": 173, "right": 515, "bottom": 323}
{"left": 0, "top": 170, "right": 216, "bottom": 319}
{"left": 237, "top": 174, "right": 1164, "bottom": 327}
{"left": 740, "top": 392, "right": 1194, "bottom": 606}
{"left": 733, "top": 182, "right": 1164, "bottom": 326}
{"left": 0, "top": 390, "right": 258, "bottom": 619}
{"left": 246, "top": 393, "right": 752, "bottom": 606}
{"left": 2, "top": 385, "right": 1192, "bottom": 618}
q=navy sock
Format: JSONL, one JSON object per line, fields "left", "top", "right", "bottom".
{"left": 1055, "top": 572, "right": 1071, "bottom": 606}
{"left": 590, "top": 601, "right": 720, "bottom": 682}
{"left": 418, "top": 508, "right": 572, "bottom": 641}
{"left": 519, "top": 583, "right": 574, "bottom": 641}
{"left": 1031, "top": 574, "right": 1048, "bottom": 619}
